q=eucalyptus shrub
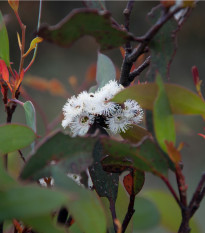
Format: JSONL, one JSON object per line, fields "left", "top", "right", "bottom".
{"left": 0, "top": 1, "right": 204, "bottom": 233}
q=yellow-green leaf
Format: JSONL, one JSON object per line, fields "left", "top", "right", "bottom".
{"left": 154, "top": 74, "right": 176, "bottom": 152}
{"left": 23, "top": 37, "right": 43, "bottom": 57}
{"left": 0, "top": 124, "right": 36, "bottom": 154}
{"left": 112, "top": 83, "right": 205, "bottom": 117}
{"left": 0, "top": 11, "right": 10, "bottom": 66}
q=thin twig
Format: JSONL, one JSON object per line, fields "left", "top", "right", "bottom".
{"left": 161, "top": 175, "right": 181, "bottom": 207}
{"left": 128, "top": 56, "right": 151, "bottom": 83}
{"left": 47, "top": 113, "right": 63, "bottom": 133}
{"left": 25, "top": 0, "right": 43, "bottom": 73}
{"left": 120, "top": 5, "right": 182, "bottom": 87}
{"left": 122, "top": 193, "right": 135, "bottom": 233}
{"left": 123, "top": 0, "right": 135, "bottom": 53}
{"left": 15, "top": 11, "right": 26, "bottom": 74}
{"left": 189, "top": 172, "right": 205, "bottom": 217}
{"left": 127, "top": 6, "right": 182, "bottom": 63}
{"left": 109, "top": 198, "right": 118, "bottom": 233}
{"left": 175, "top": 166, "right": 187, "bottom": 207}
{"left": 18, "top": 150, "right": 26, "bottom": 163}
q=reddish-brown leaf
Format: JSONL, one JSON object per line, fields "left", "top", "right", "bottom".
{"left": 8, "top": 0, "right": 19, "bottom": 12}
{"left": 85, "top": 63, "right": 96, "bottom": 83}
{"left": 0, "top": 59, "right": 9, "bottom": 82}
{"left": 123, "top": 173, "right": 133, "bottom": 196}
{"left": 49, "top": 79, "right": 67, "bottom": 97}
{"left": 24, "top": 76, "right": 48, "bottom": 91}
{"left": 165, "top": 141, "right": 181, "bottom": 164}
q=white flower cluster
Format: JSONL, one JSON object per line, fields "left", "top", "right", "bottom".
{"left": 62, "top": 80, "right": 143, "bottom": 136}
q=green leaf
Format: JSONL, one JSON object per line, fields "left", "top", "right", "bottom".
{"left": 0, "top": 124, "right": 36, "bottom": 154}
{"left": 23, "top": 215, "right": 67, "bottom": 233}
{"left": 96, "top": 52, "right": 116, "bottom": 88}
{"left": 0, "top": 11, "right": 10, "bottom": 66}
{"left": 154, "top": 74, "right": 176, "bottom": 152}
{"left": 121, "top": 124, "right": 151, "bottom": 144}
{"left": 0, "top": 185, "right": 69, "bottom": 221}
{"left": 37, "top": 9, "right": 134, "bottom": 51}
{"left": 101, "top": 137, "right": 169, "bottom": 177}
{"left": 112, "top": 83, "right": 205, "bottom": 117}
{"left": 20, "top": 132, "right": 96, "bottom": 180}
{"left": 0, "top": 157, "right": 17, "bottom": 190}
{"left": 69, "top": 224, "right": 83, "bottom": 233}
{"left": 23, "top": 101, "right": 36, "bottom": 152}
{"left": 23, "top": 101, "right": 36, "bottom": 133}
{"left": 89, "top": 140, "right": 119, "bottom": 201}
{"left": 83, "top": 0, "right": 106, "bottom": 10}
{"left": 143, "top": 190, "right": 201, "bottom": 233}
{"left": 147, "top": 7, "right": 177, "bottom": 81}
{"left": 51, "top": 167, "right": 107, "bottom": 233}
{"left": 133, "top": 197, "right": 160, "bottom": 231}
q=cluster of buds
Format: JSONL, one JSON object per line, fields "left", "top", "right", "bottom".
{"left": 62, "top": 80, "right": 143, "bottom": 136}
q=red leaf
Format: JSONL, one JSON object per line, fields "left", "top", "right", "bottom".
{"left": 192, "top": 66, "right": 200, "bottom": 86}
{"left": 123, "top": 173, "right": 133, "bottom": 196}
{"left": 0, "top": 59, "right": 9, "bottom": 83}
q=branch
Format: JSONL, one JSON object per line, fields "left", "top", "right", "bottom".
{"left": 189, "top": 172, "right": 205, "bottom": 217}
{"left": 123, "top": 0, "right": 135, "bottom": 52}
{"left": 121, "top": 193, "right": 135, "bottom": 233}
{"left": 109, "top": 198, "right": 118, "bottom": 233}
{"left": 175, "top": 165, "right": 187, "bottom": 207}
{"left": 128, "top": 56, "right": 151, "bottom": 83}
{"left": 18, "top": 150, "right": 26, "bottom": 163}
{"left": 120, "top": 5, "right": 182, "bottom": 87}
{"left": 161, "top": 175, "right": 181, "bottom": 207}
{"left": 127, "top": 6, "right": 182, "bottom": 63}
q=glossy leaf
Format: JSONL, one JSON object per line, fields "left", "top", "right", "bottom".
{"left": 0, "top": 59, "right": 9, "bottom": 82}
{"left": 51, "top": 167, "right": 107, "bottom": 233}
{"left": 89, "top": 141, "right": 119, "bottom": 201}
{"left": 121, "top": 124, "right": 151, "bottom": 144}
{"left": 143, "top": 190, "right": 201, "bottom": 233}
{"left": 37, "top": 9, "right": 134, "bottom": 50}
{"left": 23, "top": 101, "right": 36, "bottom": 133}
{"left": 112, "top": 83, "right": 205, "bottom": 117}
{"left": 133, "top": 197, "right": 160, "bottom": 230}
{"left": 101, "top": 137, "right": 169, "bottom": 177}
{"left": 0, "top": 11, "right": 10, "bottom": 66}
{"left": 154, "top": 74, "right": 176, "bottom": 152}
{"left": 96, "top": 52, "right": 116, "bottom": 88}
{"left": 23, "top": 101, "right": 36, "bottom": 152}
{"left": 0, "top": 185, "right": 69, "bottom": 221}
{"left": 23, "top": 37, "right": 43, "bottom": 57}
{"left": 123, "top": 169, "right": 145, "bottom": 196}
{"left": 0, "top": 124, "right": 36, "bottom": 154}
{"left": 20, "top": 131, "right": 96, "bottom": 180}
{"left": 23, "top": 215, "right": 67, "bottom": 233}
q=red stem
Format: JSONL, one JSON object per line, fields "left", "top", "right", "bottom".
{"left": 161, "top": 175, "right": 181, "bottom": 207}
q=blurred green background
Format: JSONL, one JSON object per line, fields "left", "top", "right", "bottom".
{"left": 0, "top": 1, "right": 205, "bottom": 232}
